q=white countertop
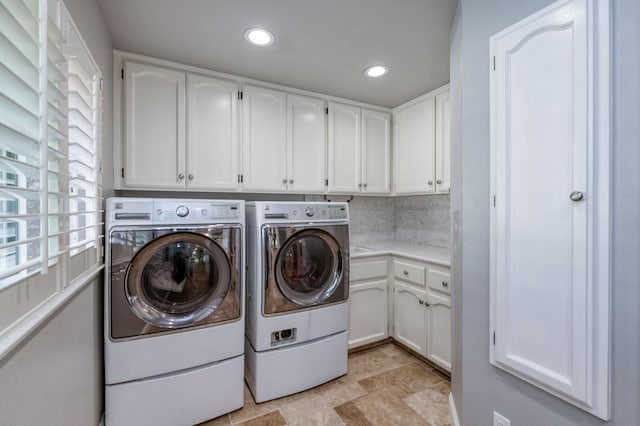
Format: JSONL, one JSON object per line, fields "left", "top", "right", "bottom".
{"left": 350, "top": 240, "right": 451, "bottom": 267}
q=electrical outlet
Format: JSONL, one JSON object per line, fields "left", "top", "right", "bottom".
{"left": 493, "top": 411, "right": 511, "bottom": 426}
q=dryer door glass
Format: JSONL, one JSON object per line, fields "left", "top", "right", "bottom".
{"left": 125, "top": 232, "right": 231, "bottom": 328}
{"left": 275, "top": 229, "right": 344, "bottom": 305}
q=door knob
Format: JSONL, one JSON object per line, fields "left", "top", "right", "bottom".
{"left": 570, "top": 191, "right": 584, "bottom": 201}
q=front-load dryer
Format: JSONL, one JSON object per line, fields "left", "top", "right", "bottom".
{"left": 104, "top": 198, "right": 244, "bottom": 426}
{"left": 245, "top": 201, "right": 350, "bottom": 402}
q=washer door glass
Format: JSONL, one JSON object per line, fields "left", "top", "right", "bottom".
{"left": 125, "top": 232, "right": 231, "bottom": 328}
{"left": 275, "top": 229, "right": 344, "bottom": 305}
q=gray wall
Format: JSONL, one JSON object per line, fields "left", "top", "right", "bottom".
{"left": 0, "top": 1, "right": 112, "bottom": 425}
{"left": 451, "top": 0, "right": 640, "bottom": 424}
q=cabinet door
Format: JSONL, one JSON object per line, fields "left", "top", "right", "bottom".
{"left": 242, "top": 85, "right": 287, "bottom": 191}
{"left": 186, "top": 74, "right": 239, "bottom": 189}
{"left": 393, "top": 281, "right": 427, "bottom": 356}
{"left": 327, "top": 102, "right": 361, "bottom": 193}
{"left": 362, "top": 109, "right": 391, "bottom": 194}
{"left": 287, "top": 94, "right": 325, "bottom": 193}
{"left": 393, "top": 97, "right": 435, "bottom": 194}
{"left": 490, "top": 0, "right": 610, "bottom": 418}
{"left": 124, "top": 62, "right": 185, "bottom": 188}
{"left": 435, "top": 90, "right": 450, "bottom": 193}
{"left": 348, "top": 279, "right": 388, "bottom": 349}
{"left": 426, "top": 290, "right": 451, "bottom": 371}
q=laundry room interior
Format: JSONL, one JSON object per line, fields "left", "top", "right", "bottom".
{"left": 0, "top": 0, "right": 638, "bottom": 426}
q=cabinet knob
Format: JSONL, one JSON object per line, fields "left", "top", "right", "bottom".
{"left": 403, "top": 270, "right": 409, "bottom": 276}
{"left": 570, "top": 191, "right": 584, "bottom": 201}
{"left": 282, "top": 179, "right": 287, "bottom": 185}
{"left": 428, "top": 180, "right": 433, "bottom": 186}
{"left": 436, "top": 179, "right": 442, "bottom": 184}
{"left": 363, "top": 183, "right": 368, "bottom": 189}
{"left": 188, "top": 174, "right": 194, "bottom": 180}
{"left": 419, "top": 299, "right": 424, "bottom": 305}
{"left": 442, "top": 281, "right": 448, "bottom": 287}
{"left": 358, "top": 183, "right": 362, "bottom": 188}
{"left": 425, "top": 301, "right": 430, "bottom": 307}
{"left": 178, "top": 173, "right": 185, "bottom": 180}
{"left": 289, "top": 179, "right": 293, "bottom": 184}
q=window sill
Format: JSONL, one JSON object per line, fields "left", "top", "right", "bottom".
{"left": 0, "top": 263, "right": 104, "bottom": 361}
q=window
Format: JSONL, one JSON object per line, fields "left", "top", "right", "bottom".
{"left": 0, "top": 0, "right": 103, "bottom": 335}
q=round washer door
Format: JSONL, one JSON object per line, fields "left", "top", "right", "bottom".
{"left": 125, "top": 232, "right": 231, "bottom": 328}
{"left": 274, "top": 228, "right": 344, "bottom": 305}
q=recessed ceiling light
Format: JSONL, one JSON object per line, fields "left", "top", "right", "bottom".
{"left": 244, "top": 27, "right": 275, "bottom": 46}
{"left": 364, "top": 65, "right": 389, "bottom": 78}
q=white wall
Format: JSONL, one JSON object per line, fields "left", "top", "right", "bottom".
{"left": 451, "top": 0, "right": 640, "bottom": 424}
{"left": 0, "top": 1, "right": 112, "bottom": 425}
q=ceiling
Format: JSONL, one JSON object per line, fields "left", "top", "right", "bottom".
{"left": 97, "top": 0, "right": 457, "bottom": 108}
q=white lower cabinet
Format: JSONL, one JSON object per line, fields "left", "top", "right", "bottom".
{"left": 348, "top": 257, "right": 388, "bottom": 349}
{"left": 348, "top": 254, "right": 451, "bottom": 373}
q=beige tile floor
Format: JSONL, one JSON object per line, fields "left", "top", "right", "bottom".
{"left": 199, "top": 343, "right": 451, "bottom": 426}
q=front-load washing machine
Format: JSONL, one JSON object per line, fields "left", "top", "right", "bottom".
{"left": 245, "top": 201, "right": 350, "bottom": 402}
{"left": 104, "top": 198, "right": 244, "bottom": 426}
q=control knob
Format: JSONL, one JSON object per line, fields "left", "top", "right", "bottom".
{"left": 176, "top": 205, "right": 189, "bottom": 217}
{"left": 305, "top": 206, "right": 315, "bottom": 217}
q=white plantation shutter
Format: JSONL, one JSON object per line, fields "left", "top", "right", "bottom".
{"left": 66, "top": 15, "right": 102, "bottom": 257}
{"left": 0, "top": 0, "right": 103, "bottom": 338}
{"left": 0, "top": 0, "right": 44, "bottom": 284}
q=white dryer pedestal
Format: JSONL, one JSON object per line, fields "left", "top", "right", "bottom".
{"left": 105, "top": 355, "right": 243, "bottom": 426}
{"left": 244, "top": 331, "right": 348, "bottom": 403}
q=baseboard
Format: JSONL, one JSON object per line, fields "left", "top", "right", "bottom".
{"left": 348, "top": 337, "right": 393, "bottom": 354}
{"left": 99, "top": 412, "right": 105, "bottom": 426}
{"left": 449, "top": 392, "right": 460, "bottom": 426}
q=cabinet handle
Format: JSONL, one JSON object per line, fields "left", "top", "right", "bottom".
{"left": 436, "top": 179, "right": 442, "bottom": 184}
{"left": 419, "top": 299, "right": 424, "bottom": 305}
{"left": 188, "top": 174, "right": 194, "bottom": 180}
{"left": 289, "top": 179, "right": 293, "bottom": 184}
{"left": 442, "top": 281, "right": 448, "bottom": 287}
{"left": 570, "top": 191, "right": 584, "bottom": 201}
{"left": 178, "top": 173, "right": 185, "bottom": 180}
{"left": 428, "top": 180, "right": 433, "bottom": 186}
{"left": 403, "top": 270, "right": 409, "bottom": 276}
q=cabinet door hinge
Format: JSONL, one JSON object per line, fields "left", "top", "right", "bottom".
{"left": 121, "top": 168, "right": 124, "bottom": 178}
{"left": 325, "top": 179, "right": 329, "bottom": 186}
{"left": 237, "top": 174, "right": 241, "bottom": 183}
{"left": 493, "top": 331, "right": 496, "bottom": 345}
{"left": 493, "top": 195, "right": 496, "bottom": 207}
{"left": 100, "top": 78, "right": 103, "bottom": 91}
{"left": 238, "top": 91, "right": 243, "bottom": 100}
{"left": 493, "top": 56, "right": 496, "bottom": 71}
{"left": 121, "top": 68, "right": 124, "bottom": 79}
{"left": 325, "top": 107, "right": 329, "bottom": 115}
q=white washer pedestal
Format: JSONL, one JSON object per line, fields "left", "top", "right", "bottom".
{"left": 105, "top": 355, "right": 243, "bottom": 426}
{"left": 244, "top": 331, "right": 348, "bottom": 403}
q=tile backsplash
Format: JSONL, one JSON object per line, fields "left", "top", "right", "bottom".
{"left": 309, "top": 195, "right": 451, "bottom": 248}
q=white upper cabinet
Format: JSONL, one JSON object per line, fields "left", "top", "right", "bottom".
{"left": 287, "top": 94, "right": 326, "bottom": 193}
{"left": 435, "top": 90, "right": 450, "bottom": 193}
{"left": 122, "top": 61, "right": 240, "bottom": 190}
{"left": 327, "top": 102, "right": 361, "bottom": 193}
{"left": 393, "top": 86, "right": 450, "bottom": 195}
{"left": 362, "top": 110, "right": 391, "bottom": 194}
{"left": 328, "top": 103, "right": 390, "bottom": 194}
{"left": 393, "top": 96, "right": 436, "bottom": 194}
{"left": 241, "top": 85, "right": 287, "bottom": 191}
{"left": 124, "top": 61, "right": 185, "bottom": 188}
{"left": 490, "top": 0, "right": 610, "bottom": 419}
{"left": 186, "top": 74, "right": 239, "bottom": 189}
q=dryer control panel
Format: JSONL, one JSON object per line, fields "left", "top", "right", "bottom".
{"left": 261, "top": 203, "right": 348, "bottom": 222}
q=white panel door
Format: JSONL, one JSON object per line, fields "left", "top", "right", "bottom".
{"left": 490, "top": 0, "right": 610, "bottom": 418}
{"left": 426, "top": 290, "right": 451, "bottom": 372}
{"left": 393, "top": 281, "right": 427, "bottom": 356}
{"left": 435, "top": 90, "right": 451, "bottom": 193}
{"left": 327, "top": 102, "right": 361, "bottom": 193}
{"left": 186, "top": 74, "right": 239, "bottom": 189}
{"left": 362, "top": 109, "right": 391, "bottom": 194}
{"left": 124, "top": 62, "right": 185, "bottom": 188}
{"left": 287, "top": 94, "right": 325, "bottom": 193}
{"left": 242, "top": 85, "right": 287, "bottom": 191}
{"left": 348, "top": 279, "right": 388, "bottom": 349}
{"left": 394, "top": 97, "right": 435, "bottom": 194}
